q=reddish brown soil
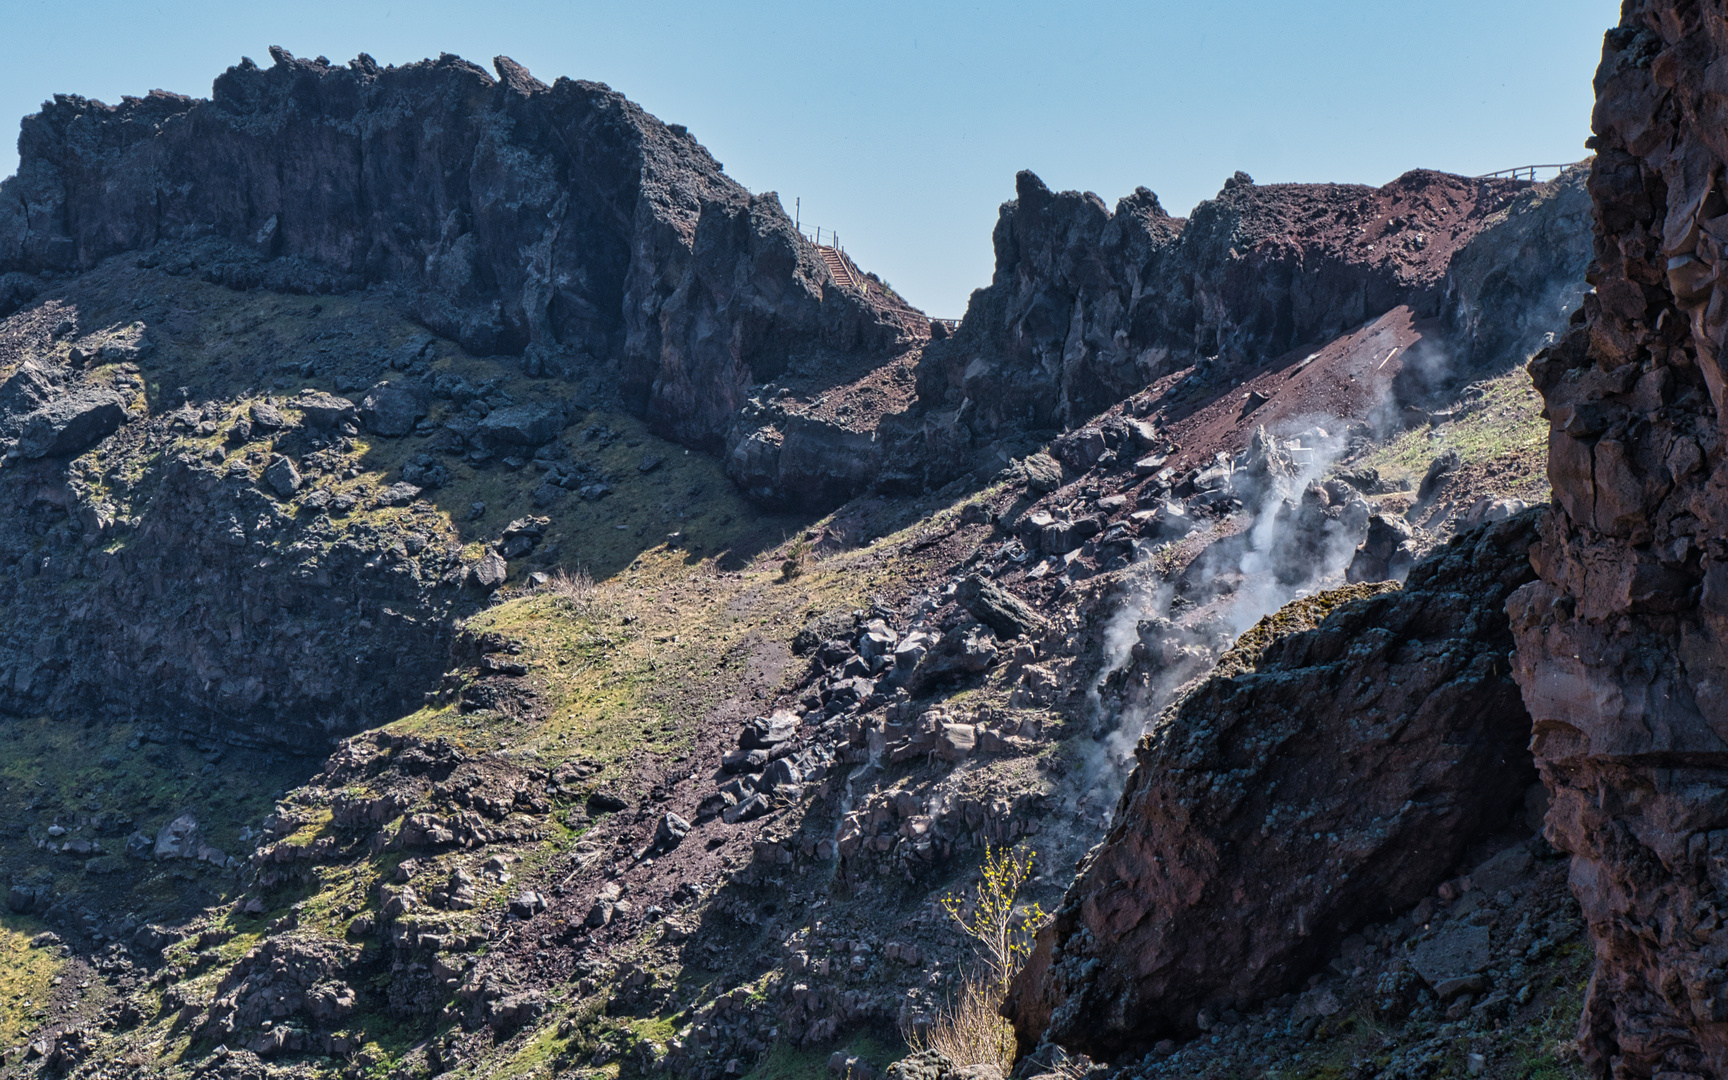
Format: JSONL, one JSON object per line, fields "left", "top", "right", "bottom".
{"left": 1159, "top": 306, "right": 1430, "bottom": 470}
{"left": 786, "top": 349, "right": 923, "bottom": 433}
{"left": 1227, "top": 171, "right": 1531, "bottom": 290}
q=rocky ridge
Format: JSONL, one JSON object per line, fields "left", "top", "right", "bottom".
{"left": 0, "top": 47, "right": 926, "bottom": 501}
{"left": 727, "top": 162, "right": 1594, "bottom": 512}
{"left": 915, "top": 166, "right": 1585, "bottom": 448}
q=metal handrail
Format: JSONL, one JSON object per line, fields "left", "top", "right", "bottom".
{"left": 1475, "top": 164, "right": 1573, "bottom": 181}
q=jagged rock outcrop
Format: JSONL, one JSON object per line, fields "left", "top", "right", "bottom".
{"left": 1007, "top": 513, "right": 1541, "bottom": 1059}
{"left": 0, "top": 287, "right": 505, "bottom": 748}
{"left": 919, "top": 168, "right": 1535, "bottom": 439}
{"left": 0, "top": 48, "right": 922, "bottom": 456}
{"left": 1506, "top": 5, "right": 1728, "bottom": 1076}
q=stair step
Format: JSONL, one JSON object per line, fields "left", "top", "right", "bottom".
{"left": 819, "top": 247, "right": 860, "bottom": 290}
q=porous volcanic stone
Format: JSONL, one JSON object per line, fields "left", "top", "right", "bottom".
{"left": 360, "top": 382, "right": 428, "bottom": 438}
{"left": 476, "top": 403, "right": 566, "bottom": 446}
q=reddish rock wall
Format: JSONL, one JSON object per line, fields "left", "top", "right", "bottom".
{"left": 1507, "top": 4, "right": 1728, "bottom": 1076}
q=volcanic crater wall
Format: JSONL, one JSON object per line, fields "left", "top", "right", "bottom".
{"left": 0, "top": 47, "right": 921, "bottom": 454}
{"left": 1006, "top": 515, "right": 1542, "bottom": 1057}
{"left": 1506, "top": 4, "right": 1728, "bottom": 1076}
{"left": 918, "top": 166, "right": 1579, "bottom": 442}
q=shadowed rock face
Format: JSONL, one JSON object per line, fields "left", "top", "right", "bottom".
{"left": 0, "top": 48, "right": 920, "bottom": 455}
{"left": 1506, "top": 4, "right": 1728, "bottom": 1076}
{"left": 0, "top": 446, "right": 454, "bottom": 748}
{"left": 1006, "top": 514, "right": 1541, "bottom": 1059}
{"left": 1431, "top": 168, "right": 1595, "bottom": 393}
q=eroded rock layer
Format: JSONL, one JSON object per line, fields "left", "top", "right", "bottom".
{"left": 1506, "top": 4, "right": 1728, "bottom": 1076}
{"left": 1007, "top": 513, "right": 1541, "bottom": 1058}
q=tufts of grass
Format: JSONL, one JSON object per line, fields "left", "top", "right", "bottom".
{"left": 1213, "top": 580, "right": 1403, "bottom": 679}
{"left": 1350, "top": 369, "right": 1549, "bottom": 496}
{"left": 0, "top": 915, "right": 63, "bottom": 1047}
{"left": 743, "top": 1027, "right": 906, "bottom": 1080}
{"left": 780, "top": 536, "right": 812, "bottom": 580}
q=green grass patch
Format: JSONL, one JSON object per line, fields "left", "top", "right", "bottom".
{"left": 0, "top": 914, "right": 62, "bottom": 1047}
{"left": 1351, "top": 369, "right": 1548, "bottom": 490}
{"left": 743, "top": 1027, "right": 906, "bottom": 1080}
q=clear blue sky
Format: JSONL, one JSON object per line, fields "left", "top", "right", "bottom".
{"left": 2, "top": 0, "right": 1617, "bottom": 318}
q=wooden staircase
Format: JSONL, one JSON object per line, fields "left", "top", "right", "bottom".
{"left": 819, "top": 245, "right": 865, "bottom": 293}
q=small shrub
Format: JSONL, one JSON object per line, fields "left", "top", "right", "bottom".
{"left": 939, "top": 842, "right": 1045, "bottom": 996}
{"left": 539, "top": 567, "right": 597, "bottom": 607}
{"left": 910, "top": 973, "right": 1015, "bottom": 1076}
{"left": 904, "top": 843, "right": 1046, "bottom": 1073}
{"left": 780, "top": 537, "right": 811, "bottom": 580}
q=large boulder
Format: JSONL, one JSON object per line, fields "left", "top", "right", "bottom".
{"left": 360, "top": 382, "right": 428, "bottom": 438}
{"left": 0, "top": 361, "right": 58, "bottom": 430}
{"left": 475, "top": 403, "right": 567, "bottom": 446}
{"left": 956, "top": 574, "right": 1044, "bottom": 640}
{"left": 153, "top": 812, "right": 209, "bottom": 860}
{"left": 1006, "top": 513, "right": 1541, "bottom": 1058}
{"left": 1346, "top": 513, "right": 1417, "bottom": 583}
{"left": 292, "top": 389, "right": 358, "bottom": 428}
{"left": 13, "top": 387, "right": 127, "bottom": 458}
{"left": 263, "top": 455, "right": 302, "bottom": 498}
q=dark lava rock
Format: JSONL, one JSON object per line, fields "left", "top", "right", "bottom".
{"left": 0, "top": 362, "right": 60, "bottom": 432}
{"left": 13, "top": 387, "right": 126, "bottom": 459}
{"left": 292, "top": 389, "right": 358, "bottom": 428}
{"left": 654, "top": 813, "right": 691, "bottom": 849}
{"left": 476, "top": 403, "right": 567, "bottom": 446}
{"left": 586, "top": 791, "right": 628, "bottom": 814}
{"left": 401, "top": 453, "right": 450, "bottom": 489}
{"left": 1007, "top": 512, "right": 1541, "bottom": 1058}
{"left": 0, "top": 367, "right": 457, "bottom": 747}
{"left": 360, "top": 382, "right": 429, "bottom": 438}
{"left": 374, "top": 482, "right": 421, "bottom": 507}
{"left": 263, "top": 455, "right": 302, "bottom": 498}
{"left": 0, "top": 48, "right": 923, "bottom": 463}
{"left": 956, "top": 574, "right": 1044, "bottom": 640}
{"left": 921, "top": 167, "right": 1534, "bottom": 438}
{"left": 1020, "top": 452, "right": 1063, "bottom": 494}
{"left": 469, "top": 551, "right": 507, "bottom": 591}
{"left": 1346, "top": 513, "right": 1417, "bottom": 584}
{"left": 249, "top": 400, "right": 290, "bottom": 430}
{"left": 1417, "top": 164, "right": 1593, "bottom": 398}
{"left": 738, "top": 713, "right": 796, "bottom": 750}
